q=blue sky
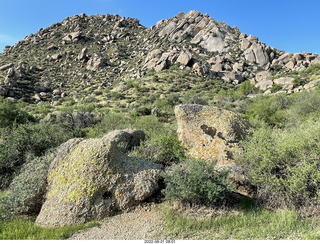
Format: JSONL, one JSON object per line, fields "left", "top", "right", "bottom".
{"left": 0, "top": 0, "right": 319, "bottom": 54}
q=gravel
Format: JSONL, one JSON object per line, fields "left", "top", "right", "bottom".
{"left": 69, "top": 203, "right": 165, "bottom": 240}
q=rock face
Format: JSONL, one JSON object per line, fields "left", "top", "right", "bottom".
{"left": 156, "top": 11, "right": 238, "bottom": 53}
{"left": 175, "top": 104, "right": 250, "bottom": 165}
{"left": 36, "top": 129, "right": 162, "bottom": 227}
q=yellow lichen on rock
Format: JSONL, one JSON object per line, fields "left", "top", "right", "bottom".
{"left": 36, "top": 129, "right": 162, "bottom": 227}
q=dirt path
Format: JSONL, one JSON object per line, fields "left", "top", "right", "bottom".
{"left": 69, "top": 203, "right": 166, "bottom": 240}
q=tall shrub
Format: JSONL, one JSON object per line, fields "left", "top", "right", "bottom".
{"left": 236, "top": 120, "right": 320, "bottom": 208}
{"left": 161, "top": 159, "right": 233, "bottom": 206}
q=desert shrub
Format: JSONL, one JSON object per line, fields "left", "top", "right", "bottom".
{"left": 292, "top": 77, "right": 309, "bottom": 88}
{"left": 86, "top": 112, "right": 168, "bottom": 140}
{"left": 300, "top": 63, "right": 320, "bottom": 76}
{"left": 180, "top": 93, "right": 208, "bottom": 105}
{"left": 0, "top": 123, "right": 72, "bottom": 189}
{"left": 243, "top": 94, "right": 289, "bottom": 127}
{"left": 161, "top": 159, "right": 233, "bottom": 206}
{"left": 1, "top": 151, "right": 55, "bottom": 219}
{"left": 130, "top": 131, "right": 185, "bottom": 165}
{"left": 132, "top": 115, "right": 166, "bottom": 137}
{"left": 214, "top": 88, "right": 235, "bottom": 110}
{"left": 111, "top": 91, "right": 124, "bottom": 99}
{"left": 135, "top": 106, "right": 151, "bottom": 116}
{"left": 233, "top": 80, "right": 259, "bottom": 100}
{"left": 152, "top": 95, "right": 181, "bottom": 116}
{"left": 85, "top": 112, "right": 132, "bottom": 138}
{"left": 129, "top": 116, "right": 184, "bottom": 165}
{"left": 0, "top": 99, "right": 35, "bottom": 128}
{"left": 270, "top": 83, "right": 283, "bottom": 93}
{"left": 287, "top": 90, "right": 320, "bottom": 124}
{"left": 236, "top": 120, "right": 320, "bottom": 208}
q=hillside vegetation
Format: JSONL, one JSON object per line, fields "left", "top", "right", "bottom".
{"left": 1, "top": 10, "right": 320, "bottom": 240}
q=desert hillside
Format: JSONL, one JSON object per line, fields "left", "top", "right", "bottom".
{"left": 1, "top": 11, "right": 320, "bottom": 240}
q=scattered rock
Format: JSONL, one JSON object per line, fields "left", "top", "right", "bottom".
{"left": 176, "top": 50, "right": 192, "bottom": 66}
{"left": 255, "top": 79, "right": 273, "bottom": 91}
{"left": 211, "top": 62, "right": 223, "bottom": 72}
{"left": 62, "top": 31, "right": 82, "bottom": 42}
{"left": 255, "top": 71, "right": 270, "bottom": 82}
{"left": 86, "top": 54, "right": 106, "bottom": 71}
{"left": 78, "top": 47, "right": 88, "bottom": 62}
{"left": 192, "top": 62, "right": 203, "bottom": 76}
{"left": 4, "top": 78, "right": 16, "bottom": 87}
{"left": 7, "top": 67, "right": 15, "bottom": 78}
{"left": 112, "top": 82, "right": 126, "bottom": 93}
{"left": 0, "top": 63, "right": 13, "bottom": 71}
{"left": 52, "top": 89, "right": 61, "bottom": 96}
{"left": 0, "top": 10, "right": 319, "bottom": 102}
{"left": 42, "top": 110, "right": 97, "bottom": 131}
{"left": 273, "top": 77, "right": 294, "bottom": 89}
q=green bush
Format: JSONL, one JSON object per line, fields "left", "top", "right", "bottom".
{"left": 287, "top": 90, "right": 320, "bottom": 124}
{"left": 293, "top": 77, "right": 309, "bottom": 88}
{"left": 85, "top": 112, "right": 132, "bottom": 138}
{"left": 270, "top": 83, "right": 283, "bottom": 93}
{"left": 0, "top": 99, "right": 35, "bottom": 128}
{"left": 1, "top": 151, "right": 55, "bottom": 218}
{"left": 243, "top": 94, "right": 289, "bottom": 127}
{"left": 180, "top": 91, "right": 208, "bottom": 105}
{"left": 161, "top": 159, "right": 233, "bottom": 206}
{"left": 233, "top": 80, "right": 259, "bottom": 100}
{"left": 300, "top": 63, "right": 320, "bottom": 76}
{"left": 0, "top": 123, "right": 72, "bottom": 189}
{"left": 111, "top": 91, "right": 124, "bottom": 99}
{"left": 236, "top": 120, "right": 320, "bottom": 208}
{"left": 130, "top": 131, "right": 185, "bottom": 165}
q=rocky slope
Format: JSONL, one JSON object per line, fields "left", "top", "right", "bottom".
{"left": 0, "top": 10, "right": 319, "bottom": 105}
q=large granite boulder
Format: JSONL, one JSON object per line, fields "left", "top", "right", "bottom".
{"left": 175, "top": 104, "right": 254, "bottom": 196}
{"left": 36, "top": 129, "right": 162, "bottom": 227}
{"left": 175, "top": 104, "right": 250, "bottom": 165}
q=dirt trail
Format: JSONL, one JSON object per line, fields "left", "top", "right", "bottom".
{"left": 69, "top": 203, "right": 166, "bottom": 240}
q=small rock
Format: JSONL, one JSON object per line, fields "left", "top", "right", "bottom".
{"left": 0, "top": 63, "right": 13, "bottom": 71}
{"left": 255, "top": 71, "right": 270, "bottom": 82}
{"left": 176, "top": 51, "right": 192, "bottom": 66}
{"left": 86, "top": 54, "right": 106, "bottom": 71}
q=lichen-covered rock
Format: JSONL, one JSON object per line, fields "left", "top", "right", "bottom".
{"left": 35, "top": 129, "right": 162, "bottom": 227}
{"left": 175, "top": 104, "right": 250, "bottom": 165}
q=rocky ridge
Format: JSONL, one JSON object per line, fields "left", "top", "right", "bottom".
{"left": 0, "top": 10, "right": 319, "bottom": 104}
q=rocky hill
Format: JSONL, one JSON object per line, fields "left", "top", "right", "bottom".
{"left": 0, "top": 10, "right": 319, "bottom": 108}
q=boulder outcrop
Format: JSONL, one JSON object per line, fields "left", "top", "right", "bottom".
{"left": 156, "top": 11, "right": 238, "bottom": 53}
{"left": 36, "top": 129, "right": 162, "bottom": 227}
